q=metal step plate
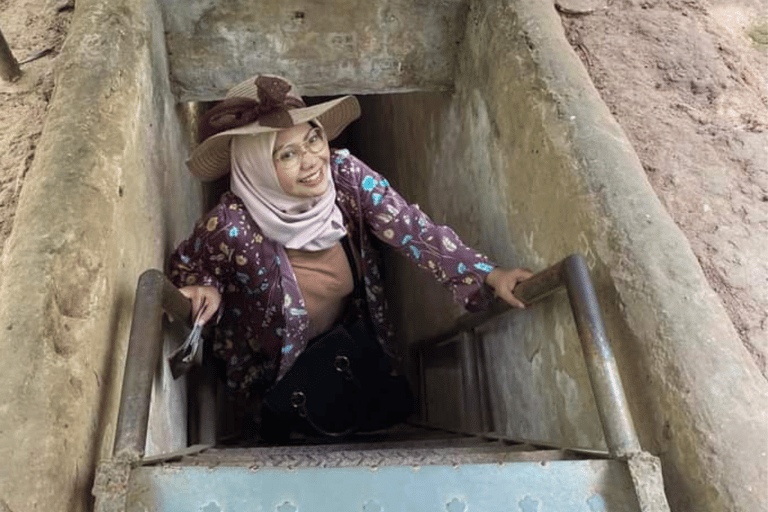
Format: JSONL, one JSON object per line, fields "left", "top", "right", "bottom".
{"left": 127, "top": 457, "right": 641, "bottom": 512}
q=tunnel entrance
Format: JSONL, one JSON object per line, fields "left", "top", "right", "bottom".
{"left": 151, "top": 0, "right": 610, "bottom": 459}
{"left": 160, "top": 75, "right": 616, "bottom": 459}
{"left": 178, "top": 85, "right": 607, "bottom": 451}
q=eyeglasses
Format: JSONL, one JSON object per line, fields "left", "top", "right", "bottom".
{"left": 273, "top": 127, "right": 327, "bottom": 170}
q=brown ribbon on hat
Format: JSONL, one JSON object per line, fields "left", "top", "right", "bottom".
{"left": 198, "top": 76, "right": 307, "bottom": 142}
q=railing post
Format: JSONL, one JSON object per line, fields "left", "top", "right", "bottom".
{"left": 562, "top": 254, "right": 641, "bottom": 457}
{"left": 0, "top": 27, "right": 21, "bottom": 82}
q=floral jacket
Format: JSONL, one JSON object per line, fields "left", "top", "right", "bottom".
{"left": 169, "top": 149, "right": 496, "bottom": 395}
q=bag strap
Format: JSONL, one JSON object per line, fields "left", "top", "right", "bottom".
{"left": 340, "top": 235, "right": 382, "bottom": 339}
{"left": 340, "top": 235, "right": 363, "bottom": 297}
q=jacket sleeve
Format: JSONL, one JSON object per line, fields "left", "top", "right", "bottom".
{"left": 168, "top": 202, "right": 235, "bottom": 294}
{"left": 349, "top": 155, "right": 497, "bottom": 312}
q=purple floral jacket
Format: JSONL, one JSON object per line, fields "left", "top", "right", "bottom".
{"left": 169, "top": 150, "right": 496, "bottom": 395}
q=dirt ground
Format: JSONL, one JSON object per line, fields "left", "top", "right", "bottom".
{"left": 0, "top": 0, "right": 765, "bottom": 372}
{"left": 0, "top": 0, "right": 71, "bottom": 256}
{"left": 558, "top": 0, "right": 768, "bottom": 379}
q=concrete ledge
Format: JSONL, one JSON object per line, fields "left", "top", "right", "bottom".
{"left": 513, "top": 1, "right": 767, "bottom": 510}
{"left": 160, "top": 0, "right": 470, "bottom": 100}
{"left": 0, "top": 0, "right": 198, "bottom": 510}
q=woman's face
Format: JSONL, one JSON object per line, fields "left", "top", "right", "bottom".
{"left": 272, "top": 123, "right": 331, "bottom": 198}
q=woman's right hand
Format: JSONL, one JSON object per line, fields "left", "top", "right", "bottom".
{"left": 178, "top": 285, "right": 222, "bottom": 325}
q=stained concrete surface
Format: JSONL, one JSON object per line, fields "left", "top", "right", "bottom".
{"left": 0, "top": 0, "right": 766, "bottom": 511}
{"left": 0, "top": 0, "right": 201, "bottom": 510}
{"left": 353, "top": 2, "right": 767, "bottom": 510}
{"left": 160, "top": 0, "right": 469, "bottom": 100}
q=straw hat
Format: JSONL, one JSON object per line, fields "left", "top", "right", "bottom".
{"left": 188, "top": 74, "right": 361, "bottom": 181}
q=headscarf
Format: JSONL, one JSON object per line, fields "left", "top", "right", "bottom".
{"left": 229, "top": 131, "right": 347, "bottom": 251}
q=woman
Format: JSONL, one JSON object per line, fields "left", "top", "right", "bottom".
{"left": 169, "top": 74, "right": 532, "bottom": 430}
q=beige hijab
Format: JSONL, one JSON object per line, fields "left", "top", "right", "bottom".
{"left": 229, "top": 132, "right": 346, "bottom": 250}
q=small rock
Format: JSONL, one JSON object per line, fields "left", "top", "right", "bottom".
{"left": 555, "top": 0, "right": 605, "bottom": 15}
{"left": 55, "top": 0, "right": 74, "bottom": 12}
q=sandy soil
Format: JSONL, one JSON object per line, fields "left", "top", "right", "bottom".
{"left": 0, "top": 0, "right": 71, "bottom": 256}
{"left": 0, "top": 0, "right": 765, "bottom": 368}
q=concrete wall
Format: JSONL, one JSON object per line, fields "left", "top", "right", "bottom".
{"left": 356, "top": 1, "right": 768, "bottom": 511}
{"left": 159, "top": 0, "right": 469, "bottom": 100}
{"left": 355, "top": 91, "right": 608, "bottom": 450}
{"left": 0, "top": 0, "right": 201, "bottom": 510}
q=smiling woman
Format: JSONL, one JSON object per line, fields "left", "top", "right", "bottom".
{"left": 168, "top": 73, "right": 531, "bottom": 441}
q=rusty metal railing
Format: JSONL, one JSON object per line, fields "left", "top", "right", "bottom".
{"left": 417, "top": 253, "right": 641, "bottom": 458}
{"left": 113, "top": 269, "right": 193, "bottom": 457}
{"left": 114, "top": 254, "right": 640, "bottom": 459}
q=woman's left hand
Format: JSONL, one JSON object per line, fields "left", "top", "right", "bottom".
{"left": 485, "top": 267, "right": 534, "bottom": 309}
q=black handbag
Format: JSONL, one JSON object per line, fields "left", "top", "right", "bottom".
{"left": 260, "top": 237, "right": 413, "bottom": 441}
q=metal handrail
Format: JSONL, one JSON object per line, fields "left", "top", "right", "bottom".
{"left": 418, "top": 253, "right": 641, "bottom": 458}
{"left": 113, "top": 269, "right": 192, "bottom": 457}
{"left": 114, "top": 255, "right": 641, "bottom": 459}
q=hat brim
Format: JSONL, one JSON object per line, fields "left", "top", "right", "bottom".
{"left": 187, "top": 95, "right": 361, "bottom": 181}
